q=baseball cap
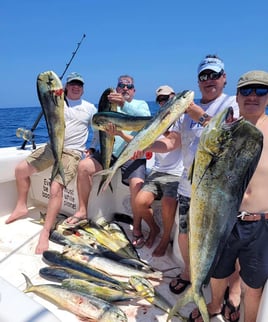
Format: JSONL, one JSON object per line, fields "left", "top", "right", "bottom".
{"left": 237, "top": 70, "right": 268, "bottom": 88}
{"left": 155, "top": 85, "right": 175, "bottom": 98}
{"left": 198, "top": 57, "right": 224, "bottom": 75}
{"left": 66, "top": 72, "right": 84, "bottom": 84}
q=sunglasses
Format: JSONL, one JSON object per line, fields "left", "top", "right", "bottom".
{"left": 239, "top": 87, "right": 268, "bottom": 97}
{"left": 198, "top": 70, "right": 224, "bottom": 82}
{"left": 157, "top": 95, "right": 170, "bottom": 104}
{"left": 117, "top": 83, "right": 135, "bottom": 90}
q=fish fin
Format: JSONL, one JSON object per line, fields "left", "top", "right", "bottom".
{"left": 21, "top": 273, "right": 33, "bottom": 292}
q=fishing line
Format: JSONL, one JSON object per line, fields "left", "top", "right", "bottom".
{"left": 19, "top": 33, "right": 86, "bottom": 150}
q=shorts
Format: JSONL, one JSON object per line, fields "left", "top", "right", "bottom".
{"left": 92, "top": 150, "right": 146, "bottom": 186}
{"left": 212, "top": 215, "right": 268, "bottom": 288}
{"left": 27, "top": 144, "right": 81, "bottom": 186}
{"left": 177, "top": 194, "right": 190, "bottom": 234}
{"left": 142, "top": 170, "right": 179, "bottom": 200}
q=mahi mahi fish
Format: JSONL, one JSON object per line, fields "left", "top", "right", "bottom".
{"left": 92, "top": 111, "right": 152, "bottom": 132}
{"left": 97, "top": 88, "right": 117, "bottom": 194}
{"left": 22, "top": 273, "right": 127, "bottom": 321}
{"left": 37, "top": 71, "right": 65, "bottom": 185}
{"left": 168, "top": 107, "right": 263, "bottom": 321}
{"left": 95, "top": 90, "right": 194, "bottom": 192}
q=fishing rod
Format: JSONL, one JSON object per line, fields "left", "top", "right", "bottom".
{"left": 19, "top": 33, "right": 86, "bottom": 150}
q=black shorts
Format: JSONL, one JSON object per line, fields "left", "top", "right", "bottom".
{"left": 212, "top": 216, "right": 268, "bottom": 288}
{"left": 93, "top": 151, "right": 146, "bottom": 186}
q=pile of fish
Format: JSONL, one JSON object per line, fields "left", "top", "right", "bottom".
{"left": 22, "top": 218, "right": 178, "bottom": 321}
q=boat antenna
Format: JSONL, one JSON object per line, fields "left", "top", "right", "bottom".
{"left": 20, "top": 33, "right": 86, "bottom": 150}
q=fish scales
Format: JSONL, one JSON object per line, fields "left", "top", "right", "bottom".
{"left": 95, "top": 90, "right": 194, "bottom": 192}
{"left": 168, "top": 107, "right": 263, "bottom": 321}
{"left": 92, "top": 111, "right": 152, "bottom": 132}
{"left": 22, "top": 273, "right": 127, "bottom": 321}
{"left": 37, "top": 71, "right": 65, "bottom": 185}
{"left": 97, "top": 88, "right": 117, "bottom": 194}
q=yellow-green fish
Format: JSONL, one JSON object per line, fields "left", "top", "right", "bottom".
{"left": 95, "top": 90, "right": 194, "bottom": 192}
{"left": 37, "top": 71, "right": 65, "bottom": 185}
{"left": 168, "top": 107, "right": 263, "bottom": 321}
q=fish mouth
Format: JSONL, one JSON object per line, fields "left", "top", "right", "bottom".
{"left": 222, "top": 107, "right": 243, "bottom": 129}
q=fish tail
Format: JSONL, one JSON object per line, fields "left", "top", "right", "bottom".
{"left": 51, "top": 161, "right": 66, "bottom": 187}
{"left": 95, "top": 169, "right": 115, "bottom": 193}
{"left": 22, "top": 273, "right": 33, "bottom": 292}
{"left": 167, "top": 287, "right": 193, "bottom": 321}
{"left": 97, "top": 176, "right": 113, "bottom": 195}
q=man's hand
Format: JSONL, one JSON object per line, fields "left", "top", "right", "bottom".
{"left": 108, "top": 92, "right": 125, "bottom": 107}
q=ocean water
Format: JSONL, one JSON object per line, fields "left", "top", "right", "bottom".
{"left": 0, "top": 102, "right": 159, "bottom": 148}
{"left": 1, "top": 104, "right": 268, "bottom": 149}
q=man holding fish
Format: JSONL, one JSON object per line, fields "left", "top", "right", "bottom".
{"left": 5, "top": 72, "right": 98, "bottom": 255}
{"left": 67, "top": 75, "right": 151, "bottom": 236}
{"left": 188, "top": 70, "right": 268, "bottom": 322}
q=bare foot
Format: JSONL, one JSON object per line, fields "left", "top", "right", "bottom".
{"left": 145, "top": 226, "right": 160, "bottom": 248}
{"left": 152, "top": 240, "right": 169, "bottom": 257}
{"left": 35, "top": 229, "right": 50, "bottom": 254}
{"left": 5, "top": 207, "right": 28, "bottom": 224}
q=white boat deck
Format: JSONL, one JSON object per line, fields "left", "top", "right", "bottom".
{"left": 0, "top": 146, "right": 267, "bottom": 322}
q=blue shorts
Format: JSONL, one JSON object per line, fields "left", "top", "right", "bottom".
{"left": 93, "top": 151, "right": 146, "bottom": 186}
{"left": 212, "top": 216, "right": 268, "bottom": 288}
{"left": 178, "top": 194, "right": 190, "bottom": 234}
{"left": 141, "top": 170, "right": 179, "bottom": 200}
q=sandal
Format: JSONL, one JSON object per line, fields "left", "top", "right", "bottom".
{"left": 132, "top": 234, "right": 145, "bottom": 249}
{"left": 222, "top": 298, "right": 240, "bottom": 322}
{"left": 61, "top": 215, "right": 88, "bottom": 229}
{"left": 169, "top": 274, "right": 191, "bottom": 294}
{"left": 188, "top": 308, "right": 222, "bottom": 322}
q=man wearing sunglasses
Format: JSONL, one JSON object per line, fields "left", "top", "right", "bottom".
{"left": 131, "top": 55, "right": 240, "bottom": 307}
{"left": 69, "top": 75, "right": 151, "bottom": 242}
{"left": 189, "top": 70, "right": 268, "bottom": 322}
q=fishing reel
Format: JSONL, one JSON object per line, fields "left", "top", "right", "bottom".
{"left": 16, "top": 128, "right": 36, "bottom": 149}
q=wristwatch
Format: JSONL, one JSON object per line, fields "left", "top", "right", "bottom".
{"left": 198, "top": 113, "right": 209, "bottom": 126}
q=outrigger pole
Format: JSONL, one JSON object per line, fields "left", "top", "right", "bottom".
{"left": 20, "top": 33, "right": 86, "bottom": 150}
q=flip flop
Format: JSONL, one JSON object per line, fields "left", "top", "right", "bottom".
{"left": 132, "top": 234, "right": 145, "bottom": 249}
{"left": 61, "top": 215, "right": 88, "bottom": 229}
{"left": 222, "top": 298, "right": 240, "bottom": 322}
{"left": 188, "top": 308, "right": 222, "bottom": 322}
{"left": 169, "top": 274, "right": 191, "bottom": 294}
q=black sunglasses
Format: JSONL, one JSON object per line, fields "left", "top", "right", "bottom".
{"left": 157, "top": 95, "right": 170, "bottom": 104}
{"left": 239, "top": 87, "right": 268, "bottom": 97}
{"left": 198, "top": 70, "right": 224, "bottom": 82}
{"left": 117, "top": 83, "right": 135, "bottom": 90}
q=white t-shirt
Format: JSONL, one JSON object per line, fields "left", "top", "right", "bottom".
{"left": 64, "top": 98, "right": 98, "bottom": 153}
{"left": 152, "top": 124, "right": 184, "bottom": 177}
{"left": 173, "top": 93, "right": 239, "bottom": 197}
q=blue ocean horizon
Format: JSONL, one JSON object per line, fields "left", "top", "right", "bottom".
{"left": 0, "top": 101, "right": 159, "bottom": 148}
{"left": 1, "top": 103, "right": 268, "bottom": 149}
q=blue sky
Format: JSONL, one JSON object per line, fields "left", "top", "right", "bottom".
{"left": 1, "top": 0, "right": 268, "bottom": 108}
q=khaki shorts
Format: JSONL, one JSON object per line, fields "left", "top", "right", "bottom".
{"left": 26, "top": 144, "right": 81, "bottom": 186}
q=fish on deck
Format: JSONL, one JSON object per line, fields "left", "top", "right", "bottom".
{"left": 168, "top": 106, "right": 263, "bottom": 321}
